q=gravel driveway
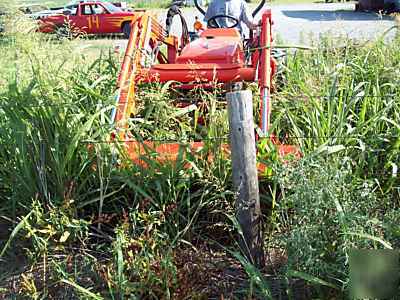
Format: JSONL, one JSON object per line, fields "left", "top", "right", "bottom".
{"left": 158, "top": 2, "right": 396, "bottom": 44}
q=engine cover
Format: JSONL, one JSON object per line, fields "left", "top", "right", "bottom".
{"left": 176, "top": 28, "right": 244, "bottom": 65}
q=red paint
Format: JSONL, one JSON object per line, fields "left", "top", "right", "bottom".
{"left": 140, "top": 64, "right": 255, "bottom": 83}
{"left": 38, "top": 1, "right": 138, "bottom": 35}
{"left": 113, "top": 10, "right": 300, "bottom": 171}
{"left": 176, "top": 37, "right": 243, "bottom": 65}
{"left": 124, "top": 141, "right": 300, "bottom": 173}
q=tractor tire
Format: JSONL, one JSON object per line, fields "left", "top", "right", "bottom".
{"left": 122, "top": 22, "right": 131, "bottom": 39}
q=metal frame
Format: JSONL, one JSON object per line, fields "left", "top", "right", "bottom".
{"left": 112, "top": 10, "right": 298, "bottom": 165}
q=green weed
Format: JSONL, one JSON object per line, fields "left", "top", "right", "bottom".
{"left": 0, "top": 7, "right": 399, "bottom": 300}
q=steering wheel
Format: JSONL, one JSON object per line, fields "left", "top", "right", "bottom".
{"left": 194, "top": 0, "right": 266, "bottom": 18}
{"left": 207, "top": 14, "right": 239, "bottom": 29}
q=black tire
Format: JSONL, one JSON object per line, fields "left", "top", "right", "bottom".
{"left": 122, "top": 22, "right": 131, "bottom": 39}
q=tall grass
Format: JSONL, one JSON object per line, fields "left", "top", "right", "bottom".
{"left": 0, "top": 15, "right": 237, "bottom": 298}
{"left": 263, "top": 35, "right": 400, "bottom": 295}
{"left": 271, "top": 36, "right": 400, "bottom": 194}
{"left": 0, "top": 9, "right": 399, "bottom": 299}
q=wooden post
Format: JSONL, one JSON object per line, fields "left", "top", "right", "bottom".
{"left": 227, "top": 90, "right": 265, "bottom": 267}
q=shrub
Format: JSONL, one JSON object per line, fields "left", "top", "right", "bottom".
{"left": 273, "top": 155, "right": 399, "bottom": 291}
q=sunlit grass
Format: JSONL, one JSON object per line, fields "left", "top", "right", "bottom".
{"left": 0, "top": 5, "right": 399, "bottom": 299}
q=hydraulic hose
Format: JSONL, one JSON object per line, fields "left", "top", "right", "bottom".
{"left": 193, "top": 0, "right": 264, "bottom": 19}
{"left": 252, "top": 0, "right": 266, "bottom": 17}
{"left": 165, "top": 4, "right": 190, "bottom": 48}
{"left": 194, "top": 0, "right": 206, "bottom": 16}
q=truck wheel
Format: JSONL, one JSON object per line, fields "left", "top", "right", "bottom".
{"left": 122, "top": 22, "right": 131, "bottom": 39}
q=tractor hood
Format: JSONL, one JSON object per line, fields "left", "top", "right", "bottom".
{"left": 176, "top": 29, "right": 244, "bottom": 65}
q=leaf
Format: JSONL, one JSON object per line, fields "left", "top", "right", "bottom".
{"left": 343, "top": 232, "right": 393, "bottom": 249}
{"left": 59, "top": 231, "right": 71, "bottom": 243}
{"left": 317, "top": 144, "right": 346, "bottom": 155}
{"left": 161, "top": 80, "right": 179, "bottom": 94}
{"left": 61, "top": 279, "right": 103, "bottom": 300}
{"left": 172, "top": 104, "right": 197, "bottom": 118}
{"left": 187, "top": 160, "right": 203, "bottom": 178}
{"left": 390, "top": 162, "right": 398, "bottom": 177}
{"left": 0, "top": 211, "right": 33, "bottom": 258}
{"left": 380, "top": 117, "right": 400, "bottom": 129}
{"left": 287, "top": 270, "right": 340, "bottom": 290}
{"left": 230, "top": 250, "right": 273, "bottom": 299}
{"left": 90, "top": 75, "right": 109, "bottom": 89}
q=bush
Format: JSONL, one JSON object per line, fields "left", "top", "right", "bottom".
{"left": 273, "top": 155, "right": 400, "bottom": 291}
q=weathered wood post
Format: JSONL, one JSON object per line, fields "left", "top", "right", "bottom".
{"left": 227, "top": 90, "right": 265, "bottom": 267}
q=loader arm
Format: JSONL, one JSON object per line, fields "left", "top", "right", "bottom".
{"left": 113, "top": 12, "right": 169, "bottom": 140}
{"left": 111, "top": 10, "right": 299, "bottom": 166}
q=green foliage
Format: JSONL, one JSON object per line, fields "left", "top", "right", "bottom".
{"left": 0, "top": 16, "right": 235, "bottom": 298}
{"left": 264, "top": 37, "right": 400, "bottom": 295}
{"left": 106, "top": 222, "right": 178, "bottom": 299}
{"left": 272, "top": 155, "right": 399, "bottom": 291}
{"left": 231, "top": 250, "right": 273, "bottom": 299}
{"left": 0, "top": 6, "right": 399, "bottom": 299}
{"left": 0, "top": 39, "right": 118, "bottom": 217}
{"left": 272, "top": 38, "right": 400, "bottom": 194}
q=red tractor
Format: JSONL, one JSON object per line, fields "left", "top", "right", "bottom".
{"left": 112, "top": 0, "right": 298, "bottom": 165}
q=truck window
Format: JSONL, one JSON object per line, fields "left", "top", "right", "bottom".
{"left": 81, "top": 4, "right": 94, "bottom": 15}
{"left": 93, "top": 4, "right": 107, "bottom": 15}
{"left": 68, "top": 5, "right": 78, "bottom": 15}
{"left": 102, "top": 3, "right": 122, "bottom": 13}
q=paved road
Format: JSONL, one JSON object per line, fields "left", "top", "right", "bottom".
{"left": 157, "top": 3, "right": 396, "bottom": 44}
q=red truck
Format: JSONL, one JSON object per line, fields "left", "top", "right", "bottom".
{"left": 38, "top": 1, "right": 141, "bottom": 38}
